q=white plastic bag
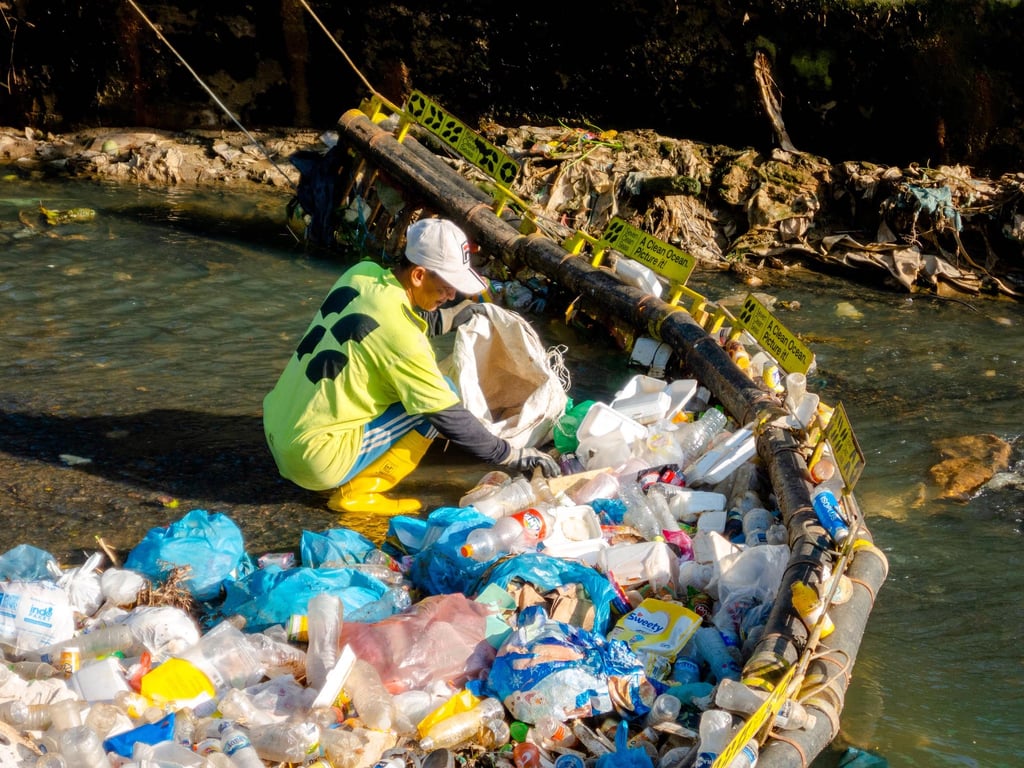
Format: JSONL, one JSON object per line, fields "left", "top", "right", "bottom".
{"left": 0, "top": 580, "right": 76, "bottom": 653}
{"left": 445, "top": 304, "right": 569, "bottom": 449}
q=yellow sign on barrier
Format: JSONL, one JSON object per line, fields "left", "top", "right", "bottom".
{"left": 825, "top": 401, "right": 866, "bottom": 490}
{"left": 736, "top": 294, "right": 814, "bottom": 374}
{"left": 404, "top": 91, "right": 520, "bottom": 186}
{"left": 600, "top": 217, "right": 696, "bottom": 285}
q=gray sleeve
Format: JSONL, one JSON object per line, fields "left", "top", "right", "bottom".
{"left": 426, "top": 405, "right": 511, "bottom": 464}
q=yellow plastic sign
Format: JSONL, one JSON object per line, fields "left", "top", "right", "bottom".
{"left": 825, "top": 401, "right": 865, "bottom": 490}
{"left": 713, "top": 667, "right": 797, "bottom": 767}
{"left": 736, "top": 294, "right": 814, "bottom": 374}
{"left": 600, "top": 217, "right": 696, "bottom": 285}
{"left": 404, "top": 91, "right": 520, "bottom": 186}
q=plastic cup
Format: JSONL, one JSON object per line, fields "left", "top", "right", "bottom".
{"left": 784, "top": 372, "right": 807, "bottom": 413}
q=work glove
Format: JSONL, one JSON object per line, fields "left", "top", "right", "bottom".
{"left": 501, "top": 446, "right": 562, "bottom": 478}
{"left": 445, "top": 300, "right": 489, "bottom": 333}
{"left": 425, "top": 300, "right": 489, "bottom": 336}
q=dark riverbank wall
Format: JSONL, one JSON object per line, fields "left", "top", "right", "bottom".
{"left": 2, "top": 1, "right": 1022, "bottom": 175}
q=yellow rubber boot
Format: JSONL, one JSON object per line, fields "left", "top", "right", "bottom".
{"left": 327, "top": 430, "right": 433, "bottom": 516}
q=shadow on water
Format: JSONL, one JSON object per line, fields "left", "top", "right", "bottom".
{"left": 0, "top": 406, "right": 305, "bottom": 505}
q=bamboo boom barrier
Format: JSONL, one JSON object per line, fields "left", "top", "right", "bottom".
{"left": 335, "top": 107, "right": 889, "bottom": 765}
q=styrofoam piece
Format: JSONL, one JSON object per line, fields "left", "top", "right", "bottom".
{"left": 595, "top": 541, "right": 679, "bottom": 593}
{"left": 577, "top": 402, "right": 648, "bottom": 444}
{"left": 311, "top": 644, "right": 356, "bottom": 709}
{"left": 612, "top": 375, "right": 698, "bottom": 423}
{"left": 695, "top": 509, "right": 727, "bottom": 533}
{"left": 692, "top": 530, "right": 741, "bottom": 566}
{"left": 69, "top": 656, "right": 131, "bottom": 702}
{"left": 700, "top": 434, "right": 757, "bottom": 485}
{"left": 576, "top": 402, "right": 648, "bottom": 469}
{"left": 610, "top": 390, "right": 671, "bottom": 425}
{"left": 540, "top": 505, "right": 608, "bottom": 565}
{"left": 656, "top": 487, "right": 727, "bottom": 522}
{"left": 630, "top": 337, "right": 673, "bottom": 378}
{"left": 685, "top": 425, "right": 756, "bottom": 486}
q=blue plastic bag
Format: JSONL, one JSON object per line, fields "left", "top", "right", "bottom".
{"left": 300, "top": 528, "right": 376, "bottom": 567}
{"left": 595, "top": 720, "right": 655, "bottom": 768}
{"left": 404, "top": 507, "right": 496, "bottom": 596}
{"left": 124, "top": 510, "right": 253, "bottom": 601}
{"left": 485, "top": 606, "right": 652, "bottom": 724}
{"left": 0, "top": 544, "right": 58, "bottom": 581}
{"left": 104, "top": 712, "right": 176, "bottom": 757}
{"left": 217, "top": 565, "right": 389, "bottom": 632}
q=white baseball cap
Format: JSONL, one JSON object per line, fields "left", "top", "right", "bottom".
{"left": 405, "top": 218, "right": 488, "bottom": 296}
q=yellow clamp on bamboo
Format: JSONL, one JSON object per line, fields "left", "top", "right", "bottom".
{"left": 562, "top": 230, "right": 605, "bottom": 262}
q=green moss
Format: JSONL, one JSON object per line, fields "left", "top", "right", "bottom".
{"left": 750, "top": 36, "right": 777, "bottom": 61}
{"left": 790, "top": 50, "right": 834, "bottom": 90}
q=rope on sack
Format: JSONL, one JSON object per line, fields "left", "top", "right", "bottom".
{"left": 547, "top": 344, "right": 572, "bottom": 392}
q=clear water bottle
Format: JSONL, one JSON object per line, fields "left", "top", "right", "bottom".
{"left": 713, "top": 678, "right": 816, "bottom": 730}
{"left": 418, "top": 697, "right": 505, "bottom": 751}
{"left": 469, "top": 476, "right": 536, "bottom": 519}
{"left": 619, "top": 481, "right": 663, "bottom": 540}
{"left": 741, "top": 507, "right": 773, "bottom": 546}
{"left": 248, "top": 719, "right": 321, "bottom": 763}
{"left": 345, "top": 658, "right": 395, "bottom": 731}
{"left": 676, "top": 408, "right": 728, "bottom": 468}
{"left": 693, "top": 626, "right": 741, "bottom": 683}
{"left": 218, "top": 721, "right": 265, "bottom": 768}
{"left": 58, "top": 724, "right": 110, "bottom": 768}
{"left": 672, "top": 637, "right": 702, "bottom": 685}
{"left": 644, "top": 693, "right": 682, "bottom": 727}
{"left": 694, "top": 708, "right": 735, "bottom": 768}
{"left": 305, "top": 593, "right": 343, "bottom": 690}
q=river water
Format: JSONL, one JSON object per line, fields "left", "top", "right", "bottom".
{"left": 1, "top": 175, "right": 1022, "bottom": 767}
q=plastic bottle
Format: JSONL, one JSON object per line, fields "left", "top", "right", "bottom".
{"left": 676, "top": 409, "right": 728, "bottom": 469}
{"left": 248, "top": 719, "right": 321, "bottom": 763}
{"left": 418, "top": 697, "right": 505, "bottom": 751}
{"left": 13, "top": 661, "right": 58, "bottom": 679}
{"left": 469, "top": 477, "right": 537, "bottom": 519}
{"left": 34, "top": 623, "right": 136, "bottom": 664}
{"left": 619, "top": 481, "right": 663, "bottom": 540}
{"left": 306, "top": 593, "right": 344, "bottom": 691}
{"left": 0, "top": 700, "right": 52, "bottom": 730}
{"left": 741, "top": 507, "right": 774, "bottom": 547}
{"left": 692, "top": 626, "right": 741, "bottom": 683}
{"left": 569, "top": 471, "right": 621, "bottom": 504}
{"left": 459, "top": 470, "right": 512, "bottom": 508}
{"left": 713, "top": 678, "right": 816, "bottom": 730}
{"left": 347, "top": 585, "right": 412, "bottom": 622}
{"left": 216, "top": 688, "right": 277, "bottom": 727}
{"left": 218, "top": 721, "right": 265, "bottom": 768}
{"left": 672, "top": 637, "right": 702, "bottom": 685}
{"left": 694, "top": 708, "right": 735, "bottom": 768}
{"left": 460, "top": 507, "right": 552, "bottom": 561}
{"left": 83, "top": 702, "right": 120, "bottom": 739}
{"left": 480, "top": 717, "right": 512, "bottom": 748}
{"left": 58, "top": 724, "right": 110, "bottom": 768}
{"left": 533, "top": 714, "right": 577, "bottom": 747}
{"left": 791, "top": 581, "right": 835, "bottom": 638}
{"left": 345, "top": 658, "right": 395, "bottom": 731}
{"left": 731, "top": 739, "right": 760, "bottom": 768}
{"left": 811, "top": 484, "right": 850, "bottom": 545}
{"left": 644, "top": 693, "right": 682, "bottom": 727}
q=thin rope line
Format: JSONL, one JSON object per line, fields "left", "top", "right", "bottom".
{"left": 126, "top": 0, "right": 297, "bottom": 190}
{"left": 298, "top": 0, "right": 375, "bottom": 93}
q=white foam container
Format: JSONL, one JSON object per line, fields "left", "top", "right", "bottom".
{"left": 540, "top": 505, "right": 608, "bottom": 565}
{"left": 576, "top": 402, "right": 648, "bottom": 469}
{"left": 595, "top": 541, "right": 679, "bottom": 593}
{"left": 69, "top": 656, "right": 131, "bottom": 702}
{"left": 612, "top": 375, "right": 698, "bottom": 423}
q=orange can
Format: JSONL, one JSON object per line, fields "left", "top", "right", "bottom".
{"left": 59, "top": 647, "right": 81, "bottom": 677}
